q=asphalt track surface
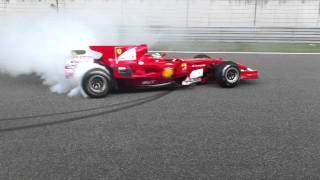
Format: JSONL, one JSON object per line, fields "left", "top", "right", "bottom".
{"left": 1, "top": 53, "right": 320, "bottom": 180}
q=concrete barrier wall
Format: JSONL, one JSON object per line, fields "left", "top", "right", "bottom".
{"left": 1, "top": 0, "right": 320, "bottom": 43}
{"left": 1, "top": 0, "right": 320, "bottom": 27}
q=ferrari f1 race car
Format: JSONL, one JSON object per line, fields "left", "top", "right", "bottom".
{"left": 65, "top": 44, "right": 259, "bottom": 98}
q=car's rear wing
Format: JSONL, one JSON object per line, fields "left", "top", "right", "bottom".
{"left": 89, "top": 44, "right": 148, "bottom": 63}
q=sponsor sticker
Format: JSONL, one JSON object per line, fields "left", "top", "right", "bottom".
{"left": 141, "top": 80, "right": 156, "bottom": 85}
{"left": 162, "top": 68, "right": 174, "bottom": 78}
{"left": 192, "top": 64, "right": 206, "bottom": 68}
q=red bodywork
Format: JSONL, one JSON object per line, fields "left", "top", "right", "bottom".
{"left": 89, "top": 44, "right": 259, "bottom": 87}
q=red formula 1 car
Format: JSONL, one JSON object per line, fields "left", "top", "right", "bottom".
{"left": 65, "top": 44, "right": 259, "bottom": 98}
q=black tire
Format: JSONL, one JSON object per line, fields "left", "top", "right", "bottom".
{"left": 194, "top": 54, "right": 211, "bottom": 58}
{"left": 214, "top": 61, "right": 240, "bottom": 88}
{"left": 82, "top": 69, "right": 112, "bottom": 98}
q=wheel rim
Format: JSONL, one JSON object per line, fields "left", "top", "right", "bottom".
{"left": 88, "top": 75, "right": 107, "bottom": 94}
{"left": 225, "top": 67, "right": 239, "bottom": 83}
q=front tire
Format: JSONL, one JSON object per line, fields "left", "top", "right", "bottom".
{"left": 82, "top": 69, "right": 111, "bottom": 98}
{"left": 214, "top": 61, "right": 240, "bottom": 88}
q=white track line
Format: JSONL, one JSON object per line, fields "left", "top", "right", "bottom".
{"left": 149, "top": 50, "right": 320, "bottom": 55}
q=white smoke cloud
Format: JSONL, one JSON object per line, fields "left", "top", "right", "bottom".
{"left": 0, "top": 13, "right": 95, "bottom": 95}
{"left": 0, "top": 3, "right": 157, "bottom": 97}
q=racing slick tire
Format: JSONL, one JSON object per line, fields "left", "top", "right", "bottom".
{"left": 194, "top": 54, "right": 211, "bottom": 59}
{"left": 214, "top": 61, "right": 240, "bottom": 88}
{"left": 82, "top": 69, "right": 112, "bottom": 98}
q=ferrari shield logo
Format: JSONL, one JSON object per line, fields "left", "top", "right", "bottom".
{"left": 116, "top": 48, "right": 122, "bottom": 55}
{"left": 181, "top": 63, "right": 187, "bottom": 71}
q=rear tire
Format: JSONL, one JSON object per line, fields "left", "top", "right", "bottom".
{"left": 194, "top": 54, "right": 211, "bottom": 59}
{"left": 82, "top": 69, "right": 111, "bottom": 98}
{"left": 214, "top": 61, "right": 240, "bottom": 88}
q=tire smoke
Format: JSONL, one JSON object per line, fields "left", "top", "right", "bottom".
{"left": 0, "top": 14, "right": 95, "bottom": 96}
{"left": 0, "top": 7, "right": 155, "bottom": 97}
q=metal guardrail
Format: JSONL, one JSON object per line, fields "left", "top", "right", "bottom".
{"left": 119, "top": 26, "right": 320, "bottom": 43}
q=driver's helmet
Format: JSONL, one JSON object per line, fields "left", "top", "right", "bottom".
{"left": 152, "top": 53, "right": 162, "bottom": 59}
